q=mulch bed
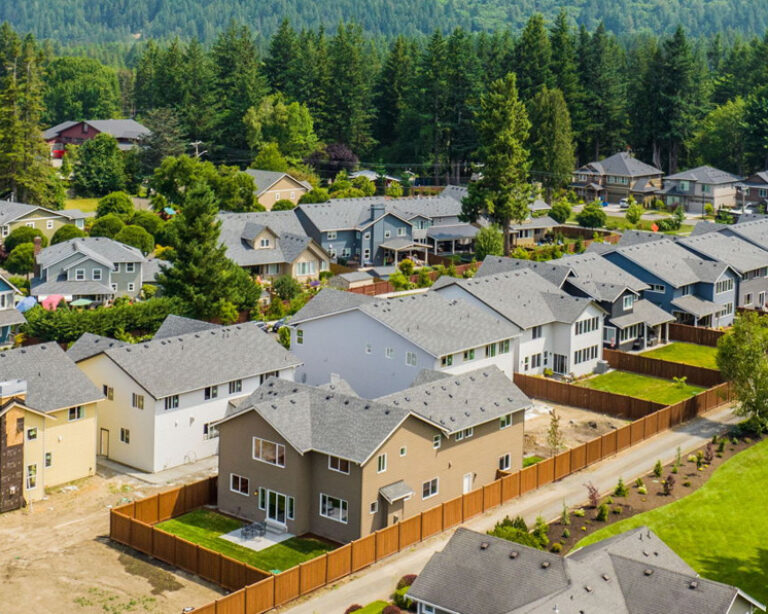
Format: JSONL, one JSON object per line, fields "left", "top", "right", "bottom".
{"left": 541, "top": 431, "right": 764, "bottom": 554}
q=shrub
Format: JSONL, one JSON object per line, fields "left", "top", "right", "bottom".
{"left": 488, "top": 526, "right": 542, "bottom": 549}
{"left": 416, "top": 267, "right": 433, "bottom": 288}
{"left": 687, "top": 454, "right": 698, "bottom": 463}
{"left": 272, "top": 275, "right": 302, "bottom": 301}
{"left": 496, "top": 515, "right": 528, "bottom": 532}
{"left": 90, "top": 213, "right": 125, "bottom": 238}
{"left": 596, "top": 503, "right": 609, "bottom": 521}
{"left": 277, "top": 325, "right": 291, "bottom": 349}
{"left": 393, "top": 586, "right": 414, "bottom": 610}
{"left": 634, "top": 477, "right": 645, "bottom": 489}
{"left": 398, "top": 259, "right": 415, "bottom": 276}
{"left": 549, "top": 200, "right": 571, "bottom": 224}
{"left": 550, "top": 542, "right": 563, "bottom": 553}
{"left": 128, "top": 210, "right": 164, "bottom": 237}
{"left": 51, "top": 224, "right": 85, "bottom": 245}
{"left": 345, "top": 606, "right": 363, "bottom": 614}
{"left": 115, "top": 224, "right": 155, "bottom": 254}
{"left": 533, "top": 516, "right": 550, "bottom": 548}
{"left": 560, "top": 501, "right": 570, "bottom": 526}
{"left": 695, "top": 451, "right": 704, "bottom": 469}
{"left": 389, "top": 271, "right": 414, "bottom": 291}
{"left": 683, "top": 480, "right": 691, "bottom": 487}
{"left": 653, "top": 460, "right": 663, "bottom": 478}
{"left": 272, "top": 199, "right": 296, "bottom": 211}
{"left": 576, "top": 200, "right": 607, "bottom": 228}
{"left": 605, "top": 496, "right": 613, "bottom": 505}
{"left": 704, "top": 442, "right": 714, "bottom": 463}
{"left": 584, "top": 482, "right": 600, "bottom": 507}
{"left": 97, "top": 191, "right": 134, "bottom": 218}
{"left": 573, "top": 508, "right": 585, "bottom": 517}
{"left": 382, "top": 606, "right": 401, "bottom": 614}
{"left": 5, "top": 244, "right": 35, "bottom": 276}
{"left": 663, "top": 474, "right": 675, "bottom": 496}
{"left": 612, "top": 507, "right": 622, "bottom": 515}
{"left": 717, "top": 439, "right": 726, "bottom": 454}
{"left": 562, "top": 528, "right": 570, "bottom": 538}
{"left": 637, "top": 486, "right": 648, "bottom": 495}
{"left": 4, "top": 226, "right": 48, "bottom": 253}
{"left": 614, "top": 477, "right": 628, "bottom": 497}
{"left": 386, "top": 182, "right": 404, "bottom": 198}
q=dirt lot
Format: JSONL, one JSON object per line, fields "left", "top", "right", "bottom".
{"left": 524, "top": 400, "right": 629, "bottom": 458}
{"left": 0, "top": 466, "right": 223, "bottom": 614}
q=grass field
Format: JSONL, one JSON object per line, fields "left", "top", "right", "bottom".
{"left": 156, "top": 509, "right": 336, "bottom": 573}
{"left": 577, "top": 370, "right": 704, "bottom": 405}
{"left": 641, "top": 342, "right": 719, "bottom": 370}
{"left": 64, "top": 198, "right": 98, "bottom": 212}
{"left": 356, "top": 601, "right": 390, "bottom": 613}
{"left": 574, "top": 438, "right": 768, "bottom": 604}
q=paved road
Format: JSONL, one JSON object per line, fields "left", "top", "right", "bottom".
{"left": 281, "top": 404, "right": 738, "bottom": 614}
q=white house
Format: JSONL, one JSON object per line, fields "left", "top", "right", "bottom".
{"left": 75, "top": 320, "right": 301, "bottom": 472}
{"left": 433, "top": 269, "right": 606, "bottom": 378}
{"left": 289, "top": 289, "right": 520, "bottom": 397}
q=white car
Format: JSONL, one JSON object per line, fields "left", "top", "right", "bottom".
{"left": 618, "top": 198, "right": 630, "bottom": 208}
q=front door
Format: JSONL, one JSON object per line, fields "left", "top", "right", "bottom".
{"left": 462, "top": 472, "right": 473, "bottom": 494}
{"left": 99, "top": 428, "right": 109, "bottom": 456}
{"left": 553, "top": 354, "right": 567, "bottom": 375}
{"left": 267, "top": 491, "right": 287, "bottom": 524}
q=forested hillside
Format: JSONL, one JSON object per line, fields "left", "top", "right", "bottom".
{"left": 4, "top": 0, "right": 767, "bottom": 42}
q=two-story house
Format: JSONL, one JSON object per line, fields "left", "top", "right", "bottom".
{"left": 215, "top": 367, "right": 530, "bottom": 542}
{"left": 289, "top": 289, "right": 519, "bottom": 397}
{"left": 0, "top": 200, "right": 88, "bottom": 245}
{"left": 408, "top": 527, "right": 765, "bottom": 614}
{"left": 433, "top": 269, "right": 605, "bottom": 377}
{"left": 244, "top": 170, "right": 311, "bottom": 210}
{"left": 742, "top": 171, "right": 768, "bottom": 208}
{"left": 43, "top": 119, "right": 150, "bottom": 157}
{"left": 572, "top": 152, "right": 664, "bottom": 204}
{"left": 31, "top": 237, "right": 145, "bottom": 304}
{"left": 75, "top": 321, "right": 301, "bottom": 472}
{"left": 0, "top": 274, "right": 25, "bottom": 347}
{"left": 218, "top": 211, "right": 330, "bottom": 281}
{"left": 0, "top": 344, "right": 103, "bottom": 511}
{"left": 663, "top": 165, "right": 741, "bottom": 213}
{"left": 602, "top": 240, "right": 738, "bottom": 327}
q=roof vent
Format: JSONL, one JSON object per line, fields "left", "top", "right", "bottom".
{"left": 364, "top": 404, "right": 371, "bottom": 410}
{"left": 601, "top": 574, "right": 610, "bottom": 582}
{"left": 541, "top": 561, "right": 550, "bottom": 569}
{"left": 480, "top": 542, "right": 489, "bottom": 550}
{"left": 509, "top": 551, "right": 518, "bottom": 559}
{"left": 689, "top": 581, "right": 698, "bottom": 589}
{"left": 584, "top": 586, "right": 592, "bottom": 593}
{"left": 643, "top": 569, "right": 653, "bottom": 576}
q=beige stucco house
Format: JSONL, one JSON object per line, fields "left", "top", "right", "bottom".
{"left": 245, "top": 170, "right": 311, "bottom": 211}
{"left": 0, "top": 200, "right": 89, "bottom": 245}
{"left": 215, "top": 367, "right": 529, "bottom": 544}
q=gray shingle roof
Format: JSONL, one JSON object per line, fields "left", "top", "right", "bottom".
{"left": 679, "top": 233, "right": 768, "bottom": 275}
{"left": 244, "top": 169, "right": 311, "bottom": 194}
{"left": 509, "top": 215, "right": 559, "bottom": 230}
{"left": 425, "top": 223, "right": 479, "bottom": 241}
{"left": 379, "top": 480, "right": 414, "bottom": 503}
{"left": 0, "top": 343, "right": 102, "bottom": 412}
{"left": 38, "top": 237, "right": 144, "bottom": 269}
{"left": 298, "top": 198, "right": 405, "bottom": 231}
{"left": 153, "top": 315, "right": 219, "bottom": 340}
{"left": 0, "top": 200, "right": 82, "bottom": 227}
{"left": 67, "top": 332, "right": 128, "bottom": 363}
{"left": 440, "top": 185, "right": 468, "bottom": 202}
{"left": 45, "top": 119, "right": 150, "bottom": 141}
{"left": 30, "top": 280, "right": 115, "bottom": 297}
{"left": 722, "top": 217, "right": 768, "bottom": 249}
{"left": 578, "top": 152, "right": 663, "bottom": 178}
{"left": 142, "top": 258, "right": 164, "bottom": 283}
{"left": 393, "top": 196, "right": 463, "bottom": 220}
{"left": 610, "top": 299, "right": 674, "bottom": 329}
{"left": 618, "top": 229, "right": 668, "bottom": 247}
{"left": 561, "top": 252, "right": 650, "bottom": 293}
{"left": 104, "top": 322, "right": 301, "bottom": 398}
{"left": 43, "top": 120, "right": 77, "bottom": 140}
{"left": 671, "top": 295, "right": 720, "bottom": 318}
{"left": 378, "top": 366, "right": 530, "bottom": 434}
{"left": 665, "top": 165, "right": 740, "bottom": 184}
{"left": 0, "top": 308, "right": 25, "bottom": 327}
{"left": 291, "top": 288, "right": 375, "bottom": 324}
{"left": 477, "top": 256, "right": 572, "bottom": 287}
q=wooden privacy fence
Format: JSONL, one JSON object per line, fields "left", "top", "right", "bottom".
{"left": 668, "top": 323, "right": 726, "bottom": 347}
{"left": 348, "top": 263, "right": 476, "bottom": 296}
{"left": 110, "top": 382, "right": 732, "bottom": 614}
{"left": 603, "top": 349, "right": 723, "bottom": 388}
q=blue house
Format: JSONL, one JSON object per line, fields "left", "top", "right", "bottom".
{"left": 0, "top": 275, "right": 25, "bottom": 346}
{"left": 602, "top": 239, "right": 738, "bottom": 328}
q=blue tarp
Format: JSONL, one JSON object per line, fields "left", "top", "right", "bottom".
{"left": 16, "top": 296, "right": 37, "bottom": 312}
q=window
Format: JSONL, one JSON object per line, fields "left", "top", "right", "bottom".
{"left": 203, "top": 422, "right": 219, "bottom": 440}
{"left": 15, "top": 417, "right": 22, "bottom": 433}
{"left": 327, "top": 231, "right": 337, "bottom": 240}
{"left": 421, "top": 606, "right": 435, "bottom": 614}
{"left": 679, "top": 180, "right": 690, "bottom": 191}
{"left": 204, "top": 386, "right": 218, "bottom": 400}
{"left": 131, "top": 393, "right": 144, "bottom": 409}
{"left": 164, "top": 395, "right": 179, "bottom": 410}
{"left": 524, "top": 355, "right": 530, "bottom": 371}
{"left": 26, "top": 464, "right": 37, "bottom": 489}
{"left": 432, "top": 434, "right": 441, "bottom": 449}
{"left": 500, "top": 414, "right": 512, "bottom": 429}
{"left": 377, "top": 453, "right": 387, "bottom": 473}
{"left": 530, "top": 353, "right": 542, "bottom": 368}
{"left": 400, "top": 446, "right": 407, "bottom": 457}
{"left": 575, "top": 316, "right": 600, "bottom": 335}
{"left": 455, "top": 430, "right": 464, "bottom": 441}
{"left": 681, "top": 284, "right": 692, "bottom": 296}
{"left": 253, "top": 437, "right": 286, "bottom": 467}
{"left": 365, "top": 343, "right": 373, "bottom": 354}
{"left": 701, "top": 184, "right": 711, "bottom": 193}
{"left": 649, "top": 284, "right": 666, "bottom": 293}
{"left": 574, "top": 345, "right": 599, "bottom": 364}
{"left": 260, "top": 238, "right": 270, "bottom": 248}
{"left": 228, "top": 380, "right": 242, "bottom": 394}
{"left": 406, "top": 351, "right": 418, "bottom": 367}
{"left": 716, "top": 278, "right": 734, "bottom": 294}
{"left": 260, "top": 371, "right": 279, "bottom": 385}
{"left": 126, "top": 263, "right": 135, "bottom": 273}
{"left": 623, "top": 295, "right": 634, "bottom": 310}
{"left": 2, "top": 225, "right": 8, "bottom": 237}
{"left": 295, "top": 329, "right": 304, "bottom": 345}
{"left": 68, "top": 406, "right": 84, "bottom": 421}
{"left": 230, "top": 473, "right": 249, "bottom": 496}
{"left": 46, "top": 220, "right": 54, "bottom": 229}
{"left": 320, "top": 493, "right": 348, "bottom": 523}
{"left": 441, "top": 354, "right": 453, "bottom": 367}
{"left": 485, "top": 344, "right": 497, "bottom": 358}
{"left": 531, "top": 326, "right": 542, "bottom": 339}
{"left": 717, "top": 303, "right": 734, "bottom": 318}
{"left": 45, "top": 452, "right": 52, "bottom": 468}
{"left": 499, "top": 339, "right": 511, "bottom": 354}
{"left": 120, "top": 428, "right": 130, "bottom": 444}
{"left": 27, "top": 427, "right": 37, "bottom": 440}
{"left": 258, "top": 488, "right": 266, "bottom": 510}
{"left": 295, "top": 261, "right": 316, "bottom": 276}
{"left": 25, "top": 222, "right": 35, "bottom": 228}
{"left": 92, "top": 269, "right": 102, "bottom": 281}
{"left": 397, "top": 226, "right": 406, "bottom": 237}
{"left": 364, "top": 232, "right": 371, "bottom": 240}
{"left": 619, "top": 324, "right": 642, "bottom": 342}
{"left": 275, "top": 193, "right": 280, "bottom": 200}
{"left": 385, "top": 347, "right": 394, "bottom": 359}
{"left": 455, "top": 427, "right": 473, "bottom": 441}
{"left": 110, "top": 284, "right": 118, "bottom": 292}
{"left": 384, "top": 230, "right": 391, "bottom": 238}
{"left": 499, "top": 453, "right": 511, "bottom": 471}
{"left": 113, "top": 263, "right": 120, "bottom": 272}
{"left": 328, "top": 455, "right": 350, "bottom": 474}
{"left": 103, "top": 385, "right": 114, "bottom": 400}
{"left": 342, "top": 247, "right": 352, "bottom": 258}
{"left": 363, "top": 248, "right": 371, "bottom": 261}
{"left": 463, "top": 348, "right": 475, "bottom": 361}
{"left": 75, "top": 269, "right": 85, "bottom": 281}
{"left": 370, "top": 501, "right": 378, "bottom": 514}
{"left": 127, "top": 283, "right": 135, "bottom": 292}
{"left": 760, "top": 292, "right": 766, "bottom": 306}
{"left": 422, "top": 478, "right": 438, "bottom": 499}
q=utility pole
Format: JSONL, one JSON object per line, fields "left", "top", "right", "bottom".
{"left": 190, "top": 141, "right": 207, "bottom": 159}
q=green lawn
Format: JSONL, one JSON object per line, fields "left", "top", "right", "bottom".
{"left": 156, "top": 509, "right": 336, "bottom": 573}
{"left": 573, "top": 438, "right": 768, "bottom": 604}
{"left": 577, "top": 371, "right": 704, "bottom": 404}
{"left": 356, "top": 601, "right": 389, "bottom": 613}
{"left": 64, "top": 198, "right": 99, "bottom": 212}
{"left": 641, "top": 342, "right": 719, "bottom": 370}
{"left": 523, "top": 455, "right": 545, "bottom": 467}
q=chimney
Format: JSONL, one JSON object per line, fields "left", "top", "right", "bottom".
{"left": 33, "top": 236, "right": 42, "bottom": 256}
{"left": 371, "top": 203, "right": 385, "bottom": 219}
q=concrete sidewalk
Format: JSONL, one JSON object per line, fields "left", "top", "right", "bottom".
{"left": 282, "top": 404, "right": 738, "bottom": 614}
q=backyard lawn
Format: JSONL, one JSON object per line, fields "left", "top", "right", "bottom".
{"left": 641, "top": 342, "right": 719, "bottom": 370}
{"left": 577, "top": 370, "right": 704, "bottom": 404}
{"left": 64, "top": 198, "right": 98, "bottom": 213}
{"left": 574, "top": 437, "right": 768, "bottom": 604}
{"left": 156, "top": 509, "right": 336, "bottom": 573}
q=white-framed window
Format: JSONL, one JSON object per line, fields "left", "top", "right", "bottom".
{"left": 203, "top": 422, "right": 219, "bottom": 440}
{"left": 575, "top": 317, "right": 600, "bottom": 335}
{"left": 500, "top": 414, "right": 512, "bottom": 429}
{"left": 253, "top": 437, "right": 286, "bottom": 467}
{"left": 463, "top": 348, "right": 475, "bottom": 361}
{"left": 499, "top": 339, "right": 511, "bottom": 354}
{"left": 377, "top": 453, "right": 387, "bottom": 473}
{"left": 27, "top": 427, "right": 37, "bottom": 440}
{"left": 574, "top": 345, "right": 599, "bottom": 364}
{"left": 499, "top": 453, "right": 511, "bottom": 471}
{"left": 26, "top": 464, "right": 37, "bottom": 489}
{"left": 760, "top": 291, "right": 766, "bottom": 306}
{"left": 1, "top": 225, "right": 9, "bottom": 237}
{"left": 432, "top": 434, "right": 441, "bottom": 449}
{"left": 619, "top": 324, "right": 642, "bottom": 342}
{"left": 127, "top": 283, "right": 135, "bottom": 292}
{"left": 327, "top": 231, "right": 337, "bottom": 240}
{"left": 75, "top": 269, "right": 85, "bottom": 281}
{"left": 164, "top": 395, "right": 179, "bottom": 410}
{"left": 320, "top": 493, "right": 348, "bottom": 523}
{"left": 113, "top": 263, "right": 120, "bottom": 272}
{"left": 103, "top": 385, "right": 114, "bottom": 400}
{"left": 204, "top": 385, "right": 218, "bottom": 400}
{"left": 45, "top": 452, "right": 52, "bottom": 467}
{"left": 260, "top": 238, "right": 270, "bottom": 248}
{"left": 110, "top": 284, "right": 118, "bottom": 292}
{"left": 275, "top": 193, "right": 280, "bottom": 201}
{"left": 384, "top": 230, "right": 391, "bottom": 238}
{"left": 441, "top": 354, "right": 453, "bottom": 367}
{"left": 531, "top": 353, "right": 542, "bottom": 368}
{"left": 649, "top": 283, "right": 665, "bottom": 293}
{"left": 385, "top": 347, "right": 393, "bottom": 359}
{"left": 295, "top": 261, "right": 317, "bottom": 276}
{"left": 406, "top": 351, "right": 417, "bottom": 367}
{"left": 455, "top": 427, "right": 473, "bottom": 442}
{"left": 297, "top": 330, "right": 304, "bottom": 344}
{"left": 400, "top": 446, "right": 407, "bottom": 457}
{"left": 363, "top": 248, "right": 371, "bottom": 261}
{"left": 365, "top": 343, "right": 373, "bottom": 354}
{"left": 623, "top": 295, "right": 634, "bottom": 310}
{"left": 342, "top": 247, "right": 352, "bottom": 258}
{"left": 717, "top": 302, "right": 734, "bottom": 318}
{"left": 363, "top": 232, "right": 371, "bottom": 240}
{"left": 716, "top": 278, "right": 734, "bottom": 294}
{"left": 421, "top": 605, "right": 435, "bottom": 614}
{"left": 25, "top": 222, "right": 35, "bottom": 228}
{"left": 230, "top": 473, "right": 249, "bottom": 496}
{"left": 120, "top": 427, "right": 130, "bottom": 444}
{"left": 681, "top": 284, "right": 692, "bottom": 296}
{"left": 228, "top": 380, "right": 242, "bottom": 394}
{"left": 422, "top": 477, "right": 438, "bottom": 499}
{"left": 92, "top": 268, "right": 102, "bottom": 281}
{"left": 46, "top": 220, "right": 54, "bottom": 229}
{"left": 485, "top": 344, "right": 497, "bottom": 358}
{"left": 131, "top": 393, "right": 144, "bottom": 409}
{"left": 524, "top": 355, "right": 530, "bottom": 371}
{"left": 397, "top": 227, "right": 406, "bottom": 237}
{"left": 290, "top": 192, "right": 295, "bottom": 200}
{"left": 126, "top": 263, "right": 135, "bottom": 273}
{"left": 68, "top": 406, "right": 84, "bottom": 421}
{"left": 531, "top": 325, "right": 542, "bottom": 339}
{"left": 370, "top": 501, "right": 378, "bottom": 514}
{"left": 328, "top": 455, "right": 350, "bottom": 474}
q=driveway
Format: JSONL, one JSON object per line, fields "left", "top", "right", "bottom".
{"left": 281, "top": 404, "right": 738, "bottom": 614}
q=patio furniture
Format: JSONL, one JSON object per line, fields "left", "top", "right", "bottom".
{"left": 240, "top": 521, "right": 266, "bottom": 539}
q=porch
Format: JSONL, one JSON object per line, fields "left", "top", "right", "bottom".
{"left": 670, "top": 295, "right": 719, "bottom": 328}
{"left": 380, "top": 238, "right": 430, "bottom": 266}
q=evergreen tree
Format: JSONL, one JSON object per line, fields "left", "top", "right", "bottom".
{"left": 527, "top": 86, "right": 575, "bottom": 193}
{"left": 418, "top": 31, "right": 449, "bottom": 183}
{"left": 549, "top": 11, "right": 584, "bottom": 149}
{"left": 264, "top": 19, "right": 298, "bottom": 93}
{"left": 514, "top": 14, "right": 553, "bottom": 101}
{"left": 460, "top": 73, "right": 531, "bottom": 255}
{"left": 180, "top": 38, "right": 218, "bottom": 143}
{"left": 138, "top": 107, "right": 187, "bottom": 175}
{"left": 744, "top": 85, "right": 768, "bottom": 171}
{"left": 372, "top": 36, "right": 415, "bottom": 151}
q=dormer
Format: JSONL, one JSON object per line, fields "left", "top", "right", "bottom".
{"left": 242, "top": 222, "right": 279, "bottom": 250}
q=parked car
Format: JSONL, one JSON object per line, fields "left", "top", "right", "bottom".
{"left": 619, "top": 198, "right": 629, "bottom": 208}
{"left": 271, "top": 318, "right": 287, "bottom": 333}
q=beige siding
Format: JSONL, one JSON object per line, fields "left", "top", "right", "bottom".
{"left": 257, "top": 177, "right": 308, "bottom": 211}
{"left": 8, "top": 211, "right": 75, "bottom": 242}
